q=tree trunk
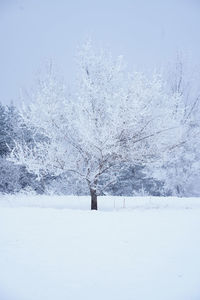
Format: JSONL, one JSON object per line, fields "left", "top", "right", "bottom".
{"left": 90, "top": 188, "right": 98, "bottom": 210}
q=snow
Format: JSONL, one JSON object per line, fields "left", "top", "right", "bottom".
{"left": 0, "top": 195, "right": 200, "bottom": 300}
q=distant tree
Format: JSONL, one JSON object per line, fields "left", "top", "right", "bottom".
{"left": 0, "top": 102, "right": 44, "bottom": 194}
{"left": 0, "top": 102, "right": 31, "bottom": 156}
{"left": 0, "top": 157, "right": 43, "bottom": 194}
{"left": 109, "top": 164, "right": 164, "bottom": 197}
{"left": 151, "top": 56, "right": 200, "bottom": 196}
{"left": 0, "top": 103, "right": 9, "bottom": 156}
{"left": 10, "top": 42, "right": 188, "bottom": 209}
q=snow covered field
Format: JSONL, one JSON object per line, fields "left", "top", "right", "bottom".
{"left": 0, "top": 195, "right": 200, "bottom": 300}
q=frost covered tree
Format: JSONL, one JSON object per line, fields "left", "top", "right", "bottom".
{"left": 10, "top": 42, "right": 188, "bottom": 209}
{"left": 0, "top": 103, "right": 9, "bottom": 156}
{"left": 151, "top": 57, "right": 200, "bottom": 196}
{"left": 0, "top": 102, "right": 33, "bottom": 156}
{"left": 0, "top": 102, "right": 43, "bottom": 194}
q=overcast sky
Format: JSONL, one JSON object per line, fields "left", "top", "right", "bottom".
{"left": 0, "top": 0, "right": 200, "bottom": 105}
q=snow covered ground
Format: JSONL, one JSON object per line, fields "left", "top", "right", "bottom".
{"left": 0, "top": 195, "right": 200, "bottom": 300}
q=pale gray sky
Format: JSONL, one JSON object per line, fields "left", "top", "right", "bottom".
{"left": 0, "top": 0, "right": 200, "bottom": 104}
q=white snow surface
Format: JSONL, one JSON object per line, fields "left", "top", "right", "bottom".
{"left": 0, "top": 195, "right": 200, "bottom": 300}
